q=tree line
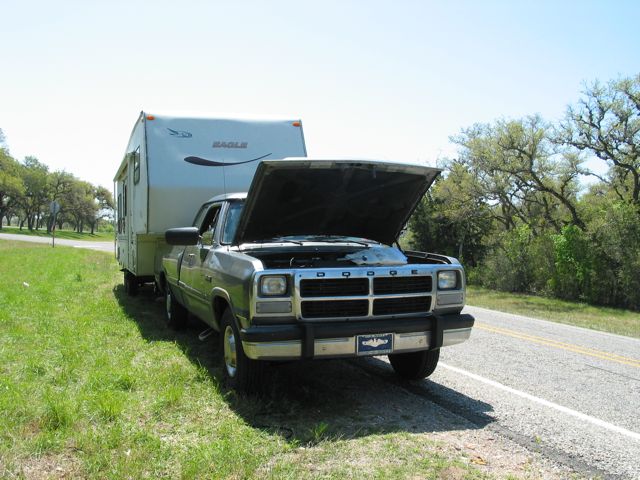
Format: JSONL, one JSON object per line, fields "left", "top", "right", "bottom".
{"left": 409, "top": 73, "right": 640, "bottom": 310}
{"left": 0, "top": 134, "right": 114, "bottom": 234}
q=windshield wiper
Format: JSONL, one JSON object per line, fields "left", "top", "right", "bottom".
{"left": 250, "top": 237, "right": 303, "bottom": 245}
{"left": 302, "top": 235, "right": 374, "bottom": 247}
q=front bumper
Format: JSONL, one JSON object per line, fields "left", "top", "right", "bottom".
{"left": 240, "top": 313, "right": 474, "bottom": 360}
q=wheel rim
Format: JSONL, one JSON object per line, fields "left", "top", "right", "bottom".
{"left": 223, "top": 325, "right": 237, "bottom": 378}
{"left": 166, "top": 291, "right": 172, "bottom": 320}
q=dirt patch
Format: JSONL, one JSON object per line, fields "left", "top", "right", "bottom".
{"left": 13, "top": 453, "right": 81, "bottom": 479}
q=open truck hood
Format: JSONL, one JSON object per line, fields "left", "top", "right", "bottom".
{"left": 233, "top": 158, "right": 441, "bottom": 246}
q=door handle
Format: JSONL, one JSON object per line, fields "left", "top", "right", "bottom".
{"left": 204, "top": 275, "right": 212, "bottom": 283}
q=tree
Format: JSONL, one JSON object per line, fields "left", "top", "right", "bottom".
{"left": 17, "top": 157, "right": 49, "bottom": 230}
{"left": 557, "top": 74, "right": 640, "bottom": 206}
{"left": 60, "top": 180, "right": 96, "bottom": 233}
{"left": 0, "top": 148, "right": 25, "bottom": 228}
{"left": 410, "top": 163, "right": 492, "bottom": 266}
{"left": 46, "top": 171, "right": 75, "bottom": 233}
{"left": 88, "top": 185, "right": 114, "bottom": 234}
{"left": 452, "top": 115, "right": 586, "bottom": 231}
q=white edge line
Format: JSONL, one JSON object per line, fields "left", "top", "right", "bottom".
{"left": 439, "top": 362, "right": 640, "bottom": 441}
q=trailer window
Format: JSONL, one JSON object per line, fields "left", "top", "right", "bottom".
{"left": 117, "top": 193, "right": 122, "bottom": 233}
{"left": 123, "top": 185, "right": 127, "bottom": 232}
{"left": 133, "top": 147, "right": 141, "bottom": 185}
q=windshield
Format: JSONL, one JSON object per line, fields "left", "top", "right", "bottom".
{"left": 222, "top": 201, "right": 244, "bottom": 244}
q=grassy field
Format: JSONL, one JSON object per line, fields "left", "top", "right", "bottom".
{"left": 0, "top": 241, "right": 489, "bottom": 479}
{"left": 467, "top": 286, "right": 640, "bottom": 338}
{"left": 0, "top": 225, "right": 113, "bottom": 241}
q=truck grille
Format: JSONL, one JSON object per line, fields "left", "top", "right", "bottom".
{"left": 373, "top": 276, "right": 432, "bottom": 295}
{"left": 300, "top": 278, "right": 369, "bottom": 297}
{"left": 373, "top": 296, "right": 431, "bottom": 315}
{"left": 301, "top": 300, "right": 369, "bottom": 318}
{"left": 296, "top": 273, "right": 434, "bottom": 320}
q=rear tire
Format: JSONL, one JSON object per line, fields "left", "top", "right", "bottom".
{"left": 388, "top": 349, "right": 440, "bottom": 380}
{"left": 124, "top": 271, "right": 138, "bottom": 296}
{"left": 165, "top": 287, "right": 188, "bottom": 330}
{"left": 220, "top": 308, "right": 264, "bottom": 393}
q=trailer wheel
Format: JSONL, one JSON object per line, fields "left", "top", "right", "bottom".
{"left": 388, "top": 349, "right": 440, "bottom": 380}
{"left": 220, "top": 308, "right": 264, "bottom": 393}
{"left": 124, "top": 271, "right": 138, "bottom": 296}
{"left": 165, "top": 287, "right": 187, "bottom": 330}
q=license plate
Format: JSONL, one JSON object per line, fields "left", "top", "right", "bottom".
{"left": 356, "top": 333, "right": 393, "bottom": 356}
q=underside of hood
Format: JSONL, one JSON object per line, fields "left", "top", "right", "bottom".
{"left": 233, "top": 158, "right": 441, "bottom": 246}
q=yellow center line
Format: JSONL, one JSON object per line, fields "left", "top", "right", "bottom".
{"left": 475, "top": 323, "right": 640, "bottom": 369}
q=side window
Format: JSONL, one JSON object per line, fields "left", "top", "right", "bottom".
{"left": 133, "top": 147, "right": 141, "bottom": 185}
{"left": 192, "top": 204, "right": 211, "bottom": 228}
{"left": 222, "top": 201, "right": 244, "bottom": 244}
{"left": 117, "top": 193, "right": 123, "bottom": 233}
{"left": 123, "top": 185, "right": 127, "bottom": 232}
{"left": 200, "top": 206, "right": 221, "bottom": 246}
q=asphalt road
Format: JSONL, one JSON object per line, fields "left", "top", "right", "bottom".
{"left": 0, "top": 232, "right": 114, "bottom": 252}
{"left": 407, "top": 305, "right": 640, "bottom": 479}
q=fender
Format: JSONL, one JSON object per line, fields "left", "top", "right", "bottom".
{"left": 210, "top": 287, "right": 242, "bottom": 331}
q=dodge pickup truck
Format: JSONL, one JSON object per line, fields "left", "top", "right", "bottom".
{"left": 160, "top": 158, "right": 474, "bottom": 392}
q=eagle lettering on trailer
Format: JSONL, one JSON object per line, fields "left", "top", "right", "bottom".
{"left": 213, "top": 141, "right": 248, "bottom": 148}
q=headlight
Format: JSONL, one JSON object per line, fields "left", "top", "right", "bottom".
{"left": 259, "top": 275, "right": 288, "bottom": 296}
{"left": 438, "top": 271, "right": 458, "bottom": 290}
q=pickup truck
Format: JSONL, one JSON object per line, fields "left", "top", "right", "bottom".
{"left": 160, "top": 158, "right": 474, "bottom": 392}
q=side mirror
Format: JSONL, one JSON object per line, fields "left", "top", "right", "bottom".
{"left": 165, "top": 227, "right": 199, "bottom": 246}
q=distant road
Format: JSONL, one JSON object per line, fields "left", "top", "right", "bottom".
{"left": 0, "top": 232, "right": 114, "bottom": 253}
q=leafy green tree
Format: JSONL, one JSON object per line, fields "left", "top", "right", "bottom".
{"left": 60, "top": 180, "right": 96, "bottom": 233}
{"left": 557, "top": 74, "right": 640, "bottom": 206}
{"left": 0, "top": 147, "right": 25, "bottom": 228}
{"left": 409, "top": 163, "right": 492, "bottom": 266}
{"left": 452, "top": 115, "right": 586, "bottom": 231}
{"left": 18, "top": 157, "right": 50, "bottom": 230}
{"left": 88, "top": 185, "right": 114, "bottom": 234}
{"left": 46, "top": 170, "right": 75, "bottom": 232}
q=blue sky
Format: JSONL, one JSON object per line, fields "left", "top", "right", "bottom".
{"left": 2, "top": 0, "right": 639, "bottom": 188}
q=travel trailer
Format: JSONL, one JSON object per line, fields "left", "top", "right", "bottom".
{"left": 113, "top": 112, "right": 307, "bottom": 294}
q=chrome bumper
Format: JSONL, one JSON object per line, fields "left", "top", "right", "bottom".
{"left": 242, "top": 325, "right": 472, "bottom": 361}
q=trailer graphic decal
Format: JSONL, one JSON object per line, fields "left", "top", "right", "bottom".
{"left": 183, "top": 153, "right": 271, "bottom": 167}
{"left": 166, "top": 128, "right": 193, "bottom": 138}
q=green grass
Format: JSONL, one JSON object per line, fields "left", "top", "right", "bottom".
{"left": 0, "top": 225, "right": 113, "bottom": 241}
{"left": 467, "top": 286, "right": 640, "bottom": 338}
{"left": 0, "top": 241, "right": 489, "bottom": 479}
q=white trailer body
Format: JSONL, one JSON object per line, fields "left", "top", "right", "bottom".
{"left": 113, "top": 112, "right": 307, "bottom": 289}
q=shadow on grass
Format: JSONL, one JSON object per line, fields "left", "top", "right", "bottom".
{"left": 114, "top": 285, "right": 494, "bottom": 443}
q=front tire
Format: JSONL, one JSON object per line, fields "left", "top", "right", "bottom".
{"left": 220, "top": 308, "right": 264, "bottom": 393}
{"left": 165, "top": 287, "right": 187, "bottom": 330}
{"left": 389, "top": 349, "right": 440, "bottom": 380}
